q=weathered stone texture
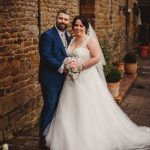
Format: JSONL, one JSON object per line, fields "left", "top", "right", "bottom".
{"left": 0, "top": 0, "right": 40, "bottom": 141}
{"left": 80, "top": 0, "right": 133, "bottom": 63}
{"left": 95, "top": 0, "right": 136, "bottom": 62}
{"left": 40, "top": 0, "right": 79, "bottom": 33}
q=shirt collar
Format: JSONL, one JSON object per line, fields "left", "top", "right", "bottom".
{"left": 55, "top": 25, "right": 65, "bottom": 36}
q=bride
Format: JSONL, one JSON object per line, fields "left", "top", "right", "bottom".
{"left": 44, "top": 15, "right": 150, "bottom": 150}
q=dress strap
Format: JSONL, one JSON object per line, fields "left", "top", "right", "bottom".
{"left": 81, "top": 36, "right": 91, "bottom": 48}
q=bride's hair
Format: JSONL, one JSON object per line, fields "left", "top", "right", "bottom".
{"left": 72, "top": 15, "right": 89, "bottom": 33}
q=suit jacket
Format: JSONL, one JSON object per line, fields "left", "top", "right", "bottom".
{"left": 39, "top": 26, "right": 71, "bottom": 88}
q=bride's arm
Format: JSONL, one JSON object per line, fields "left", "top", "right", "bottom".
{"left": 82, "top": 37, "right": 100, "bottom": 70}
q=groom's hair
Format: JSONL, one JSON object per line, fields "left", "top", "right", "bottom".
{"left": 56, "top": 9, "right": 69, "bottom": 18}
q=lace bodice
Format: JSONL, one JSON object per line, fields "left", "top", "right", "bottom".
{"left": 67, "top": 36, "right": 90, "bottom": 61}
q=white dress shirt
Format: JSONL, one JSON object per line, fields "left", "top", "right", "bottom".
{"left": 55, "top": 25, "right": 67, "bottom": 73}
{"left": 55, "top": 25, "right": 68, "bottom": 49}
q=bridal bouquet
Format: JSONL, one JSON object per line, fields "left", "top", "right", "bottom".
{"left": 64, "top": 57, "right": 84, "bottom": 81}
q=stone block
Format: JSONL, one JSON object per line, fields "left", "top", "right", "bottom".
{"left": 33, "top": 38, "right": 38, "bottom": 45}
{"left": 25, "top": 99, "right": 37, "bottom": 112}
{"left": 1, "top": 32, "right": 10, "bottom": 39}
{"left": 28, "top": 25, "right": 39, "bottom": 37}
{"left": 13, "top": 85, "right": 35, "bottom": 108}
{"left": 20, "top": 59, "right": 32, "bottom": 73}
{"left": 13, "top": 73, "right": 30, "bottom": 83}
{"left": 9, "top": 108, "right": 27, "bottom": 125}
{"left": 0, "top": 116, "right": 9, "bottom": 129}
{"left": 0, "top": 46, "right": 6, "bottom": 52}
{"left": 0, "top": 89, "right": 5, "bottom": 97}
{"left": 0, "top": 95, "right": 15, "bottom": 116}
{"left": 2, "top": 128, "right": 13, "bottom": 140}
{"left": 0, "top": 63, "right": 11, "bottom": 79}
{"left": 0, "top": 130, "right": 3, "bottom": 141}
{"left": 10, "top": 60, "right": 21, "bottom": 76}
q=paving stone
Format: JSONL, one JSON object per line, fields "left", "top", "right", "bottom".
{"left": 129, "top": 88, "right": 150, "bottom": 97}
{"left": 129, "top": 114, "right": 150, "bottom": 126}
{"left": 121, "top": 55, "right": 150, "bottom": 128}
{"left": 124, "top": 95, "right": 143, "bottom": 107}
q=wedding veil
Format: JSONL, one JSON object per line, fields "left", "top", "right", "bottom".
{"left": 87, "top": 23, "right": 107, "bottom": 84}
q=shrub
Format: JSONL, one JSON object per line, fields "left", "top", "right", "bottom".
{"left": 124, "top": 52, "right": 137, "bottom": 63}
{"left": 104, "top": 65, "right": 121, "bottom": 83}
{"left": 99, "top": 40, "right": 111, "bottom": 64}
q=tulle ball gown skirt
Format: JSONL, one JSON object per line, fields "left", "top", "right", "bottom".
{"left": 44, "top": 67, "right": 150, "bottom": 150}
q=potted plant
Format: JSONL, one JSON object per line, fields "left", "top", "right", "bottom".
{"left": 100, "top": 39, "right": 121, "bottom": 98}
{"left": 112, "top": 30, "right": 125, "bottom": 78}
{"left": 99, "top": 40, "right": 111, "bottom": 63}
{"left": 115, "top": 53, "right": 125, "bottom": 78}
{"left": 138, "top": 25, "right": 149, "bottom": 57}
{"left": 124, "top": 52, "right": 137, "bottom": 74}
{"left": 104, "top": 64, "right": 121, "bottom": 98}
{"left": 139, "top": 41, "right": 149, "bottom": 58}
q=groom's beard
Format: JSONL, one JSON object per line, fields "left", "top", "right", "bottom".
{"left": 56, "top": 23, "right": 68, "bottom": 31}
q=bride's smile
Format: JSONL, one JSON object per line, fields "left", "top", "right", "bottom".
{"left": 73, "top": 19, "right": 86, "bottom": 38}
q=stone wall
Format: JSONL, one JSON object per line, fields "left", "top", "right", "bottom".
{"left": 95, "top": 0, "right": 127, "bottom": 62}
{"left": 39, "top": 0, "right": 79, "bottom": 33}
{"left": 0, "top": 0, "right": 40, "bottom": 141}
{"left": 81, "top": 0, "right": 137, "bottom": 63}
{"left": 0, "top": 0, "right": 79, "bottom": 142}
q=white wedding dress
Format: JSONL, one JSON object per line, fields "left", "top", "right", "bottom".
{"left": 44, "top": 37, "right": 150, "bottom": 150}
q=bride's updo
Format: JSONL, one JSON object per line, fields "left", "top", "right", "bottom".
{"left": 72, "top": 15, "right": 89, "bottom": 33}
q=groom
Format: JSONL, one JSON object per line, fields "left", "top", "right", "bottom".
{"left": 38, "top": 9, "right": 71, "bottom": 147}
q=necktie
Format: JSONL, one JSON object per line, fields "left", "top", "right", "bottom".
{"left": 61, "top": 33, "right": 67, "bottom": 49}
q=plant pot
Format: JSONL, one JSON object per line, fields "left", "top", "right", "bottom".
{"left": 149, "top": 44, "right": 150, "bottom": 53}
{"left": 125, "top": 63, "right": 137, "bottom": 74}
{"left": 116, "top": 62, "right": 125, "bottom": 78}
{"left": 107, "top": 81, "right": 120, "bottom": 98}
{"left": 139, "top": 46, "right": 149, "bottom": 57}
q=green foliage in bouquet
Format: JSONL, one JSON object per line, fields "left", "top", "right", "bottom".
{"left": 124, "top": 52, "right": 137, "bottom": 63}
{"left": 104, "top": 64, "right": 121, "bottom": 83}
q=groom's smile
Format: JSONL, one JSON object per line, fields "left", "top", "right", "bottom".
{"left": 56, "top": 12, "right": 69, "bottom": 31}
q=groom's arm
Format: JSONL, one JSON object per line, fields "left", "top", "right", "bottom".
{"left": 39, "top": 32, "right": 63, "bottom": 70}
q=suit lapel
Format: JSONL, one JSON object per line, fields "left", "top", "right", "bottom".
{"left": 53, "top": 27, "right": 66, "bottom": 56}
{"left": 65, "top": 31, "right": 72, "bottom": 46}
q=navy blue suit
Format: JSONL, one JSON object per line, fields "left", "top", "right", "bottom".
{"left": 39, "top": 26, "right": 71, "bottom": 140}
